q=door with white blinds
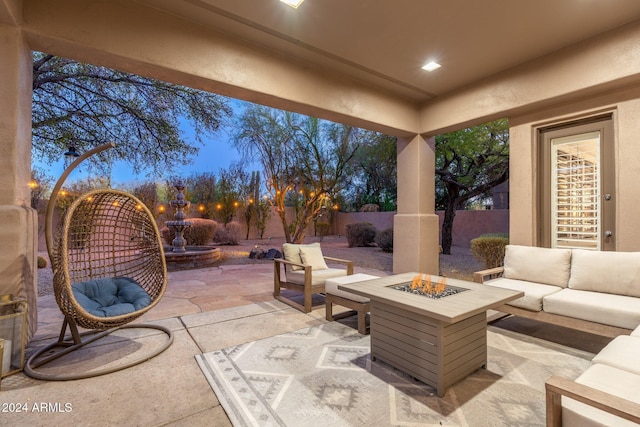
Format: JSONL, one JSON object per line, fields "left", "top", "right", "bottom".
{"left": 551, "top": 132, "right": 600, "bottom": 249}
{"left": 539, "top": 116, "right": 614, "bottom": 250}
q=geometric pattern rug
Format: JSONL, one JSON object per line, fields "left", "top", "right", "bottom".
{"left": 196, "top": 321, "right": 594, "bottom": 426}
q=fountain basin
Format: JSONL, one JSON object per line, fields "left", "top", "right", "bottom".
{"left": 163, "top": 246, "right": 221, "bottom": 271}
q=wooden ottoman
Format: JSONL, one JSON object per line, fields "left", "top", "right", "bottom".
{"left": 325, "top": 273, "right": 379, "bottom": 334}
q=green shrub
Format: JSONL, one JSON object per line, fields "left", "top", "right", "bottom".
{"left": 37, "top": 255, "right": 48, "bottom": 269}
{"left": 315, "top": 222, "right": 330, "bottom": 241}
{"left": 161, "top": 218, "right": 217, "bottom": 246}
{"left": 345, "top": 222, "right": 377, "bottom": 247}
{"left": 470, "top": 234, "right": 509, "bottom": 268}
{"left": 375, "top": 228, "right": 393, "bottom": 252}
{"left": 215, "top": 221, "right": 241, "bottom": 245}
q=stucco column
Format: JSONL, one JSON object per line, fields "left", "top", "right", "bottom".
{"left": 0, "top": 25, "right": 38, "bottom": 342}
{"left": 393, "top": 135, "right": 439, "bottom": 274}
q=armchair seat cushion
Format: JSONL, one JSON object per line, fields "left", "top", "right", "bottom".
{"left": 72, "top": 277, "right": 151, "bottom": 317}
{"left": 286, "top": 268, "right": 348, "bottom": 286}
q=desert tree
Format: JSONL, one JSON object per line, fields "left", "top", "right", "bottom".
{"left": 343, "top": 132, "right": 397, "bottom": 211}
{"left": 436, "top": 118, "right": 509, "bottom": 254}
{"left": 32, "top": 52, "right": 231, "bottom": 177}
{"left": 184, "top": 172, "right": 217, "bottom": 219}
{"left": 234, "top": 105, "right": 358, "bottom": 243}
{"left": 213, "top": 164, "right": 250, "bottom": 225}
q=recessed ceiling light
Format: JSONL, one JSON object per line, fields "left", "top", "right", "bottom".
{"left": 422, "top": 61, "right": 441, "bottom": 72}
{"left": 280, "top": 0, "right": 304, "bottom": 8}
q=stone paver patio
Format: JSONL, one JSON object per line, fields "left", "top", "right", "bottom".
{"left": 1, "top": 238, "right": 609, "bottom": 425}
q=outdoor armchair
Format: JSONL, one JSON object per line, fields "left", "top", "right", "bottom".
{"left": 274, "top": 242, "right": 353, "bottom": 313}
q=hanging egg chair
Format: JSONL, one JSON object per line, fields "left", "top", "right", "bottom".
{"left": 25, "top": 143, "right": 173, "bottom": 380}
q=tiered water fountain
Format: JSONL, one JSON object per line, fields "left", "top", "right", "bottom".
{"left": 163, "top": 179, "right": 220, "bottom": 271}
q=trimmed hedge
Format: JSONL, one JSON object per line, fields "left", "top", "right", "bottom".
{"left": 345, "top": 222, "right": 377, "bottom": 247}
{"left": 215, "top": 221, "right": 241, "bottom": 245}
{"left": 37, "top": 255, "right": 48, "bottom": 269}
{"left": 470, "top": 234, "right": 509, "bottom": 268}
{"left": 375, "top": 228, "right": 393, "bottom": 253}
{"left": 316, "top": 222, "right": 330, "bottom": 242}
{"left": 161, "top": 218, "right": 217, "bottom": 246}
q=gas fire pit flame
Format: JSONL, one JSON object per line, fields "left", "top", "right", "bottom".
{"left": 410, "top": 274, "right": 447, "bottom": 296}
{"left": 393, "top": 274, "right": 467, "bottom": 299}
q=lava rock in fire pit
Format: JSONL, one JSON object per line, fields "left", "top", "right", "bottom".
{"left": 393, "top": 282, "right": 468, "bottom": 299}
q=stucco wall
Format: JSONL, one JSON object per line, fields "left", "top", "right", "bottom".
{"left": 509, "top": 83, "right": 640, "bottom": 251}
{"left": 435, "top": 210, "right": 509, "bottom": 247}
{"left": 335, "top": 212, "right": 395, "bottom": 236}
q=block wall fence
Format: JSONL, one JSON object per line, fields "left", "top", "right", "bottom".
{"left": 38, "top": 206, "right": 508, "bottom": 251}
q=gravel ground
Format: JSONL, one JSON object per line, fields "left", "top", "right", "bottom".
{"left": 36, "top": 235, "right": 483, "bottom": 297}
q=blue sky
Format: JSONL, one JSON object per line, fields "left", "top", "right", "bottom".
{"left": 34, "top": 100, "right": 257, "bottom": 187}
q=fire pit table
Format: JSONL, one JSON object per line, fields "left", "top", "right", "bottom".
{"left": 338, "top": 272, "right": 523, "bottom": 397}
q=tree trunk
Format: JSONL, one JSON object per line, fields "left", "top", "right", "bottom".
{"left": 278, "top": 209, "right": 291, "bottom": 243}
{"left": 441, "top": 200, "right": 456, "bottom": 255}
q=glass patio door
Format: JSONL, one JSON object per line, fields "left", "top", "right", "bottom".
{"left": 539, "top": 116, "right": 614, "bottom": 250}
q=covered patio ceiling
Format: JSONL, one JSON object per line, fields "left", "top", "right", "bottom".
{"left": 135, "top": 0, "right": 640, "bottom": 104}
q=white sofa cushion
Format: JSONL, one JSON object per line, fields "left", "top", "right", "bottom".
{"left": 484, "top": 278, "right": 562, "bottom": 311}
{"left": 591, "top": 335, "right": 640, "bottom": 376}
{"left": 568, "top": 249, "right": 640, "bottom": 297}
{"left": 632, "top": 324, "right": 640, "bottom": 337}
{"left": 543, "top": 288, "right": 640, "bottom": 330}
{"left": 282, "top": 242, "right": 322, "bottom": 271}
{"left": 299, "top": 245, "right": 329, "bottom": 270}
{"left": 286, "top": 268, "right": 347, "bottom": 286}
{"left": 562, "top": 363, "right": 640, "bottom": 427}
{"left": 503, "top": 245, "right": 572, "bottom": 287}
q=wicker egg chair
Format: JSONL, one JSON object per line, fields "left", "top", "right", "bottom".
{"left": 25, "top": 144, "right": 173, "bottom": 380}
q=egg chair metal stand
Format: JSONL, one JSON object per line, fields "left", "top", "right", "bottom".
{"left": 25, "top": 143, "right": 173, "bottom": 381}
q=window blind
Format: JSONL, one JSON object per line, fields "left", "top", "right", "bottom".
{"left": 550, "top": 132, "right": 600, "bottom": 250}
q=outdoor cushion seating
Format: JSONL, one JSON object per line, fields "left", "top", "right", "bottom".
{"left": 474, "top": 244, "right": 640, "bottom": 337}
{"left": 274, "top": 242, "right": 353, "bottom": 313}
{"left": 72, "top": 277, "right": 152, "bottom": 318}
{"left": 325, "top": 273, "right": 380, "bottom": 334}
{"left": 25, "top": 187, "right": 172, "bottom": 381}
{"left": 473, "top": 245, "right": 640, "bottom": 425}
{"left": 546, "top": 333, "right": 640, "bottom": 426}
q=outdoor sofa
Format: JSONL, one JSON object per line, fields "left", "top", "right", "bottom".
{"left": 474, "top": 244, "right": 640, "bottom": 426}
{"left": 473, "top": 244, "right": 640, "bottom": 337}
{"left": 546, "top": 323, "right": 640, "bottom": 426}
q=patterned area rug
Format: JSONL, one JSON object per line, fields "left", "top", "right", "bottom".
{"left": 196, "top": 321, "right": 593, "bottom": 426}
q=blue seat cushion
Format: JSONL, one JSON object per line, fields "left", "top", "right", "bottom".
{"left": 72, "top": 277, "right": 152, "bottom": 317}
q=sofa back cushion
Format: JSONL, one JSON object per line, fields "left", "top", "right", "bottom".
{"left": 503, "top": 245, "right": 572, "bottom": 287}
{"left": 568, "top": 249, "right": 640, "bottom": 297}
